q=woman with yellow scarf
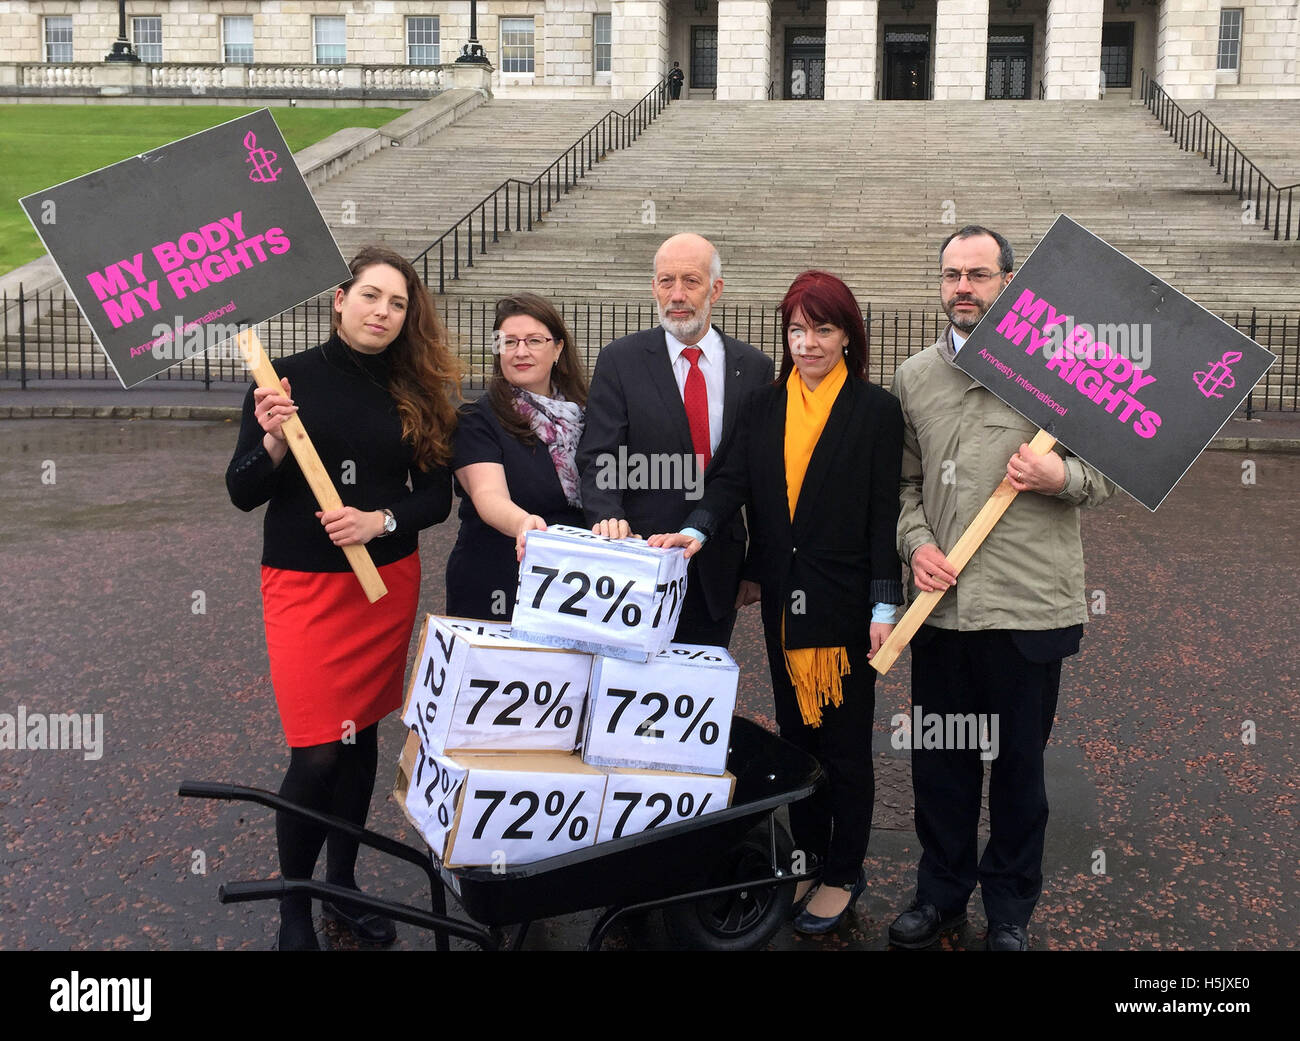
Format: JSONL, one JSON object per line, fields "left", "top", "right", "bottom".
{"left": 650, "top": 270, "right": 904, "bottom": 935}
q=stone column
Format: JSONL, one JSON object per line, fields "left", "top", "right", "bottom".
{"left": 823, "top": 0, "right": 877, "bottom": 100}
{"left": 1154, "top": 0, "right": 1220, "bottom": 102}
{"left": 716, "top": 0, "right": 771, "bottom": 100}
{"left": 1042, "top": 0, "right": 1105, "bottom": 99}
{"left": 611, "top": 0, "right": 669, "bottom": 99}
{"left": 933, "top": 0, "right": 989, "bottom": 99}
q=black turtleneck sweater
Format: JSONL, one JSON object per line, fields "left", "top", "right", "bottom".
{"left": 226, "top": 333, "right": 452, "bottom": 572}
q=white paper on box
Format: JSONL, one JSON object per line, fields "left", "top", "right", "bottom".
{"left": 401, "top": 615, "right": 592, "bottom": 754}
{"left": 396, "top": 730, "right": 466, "bottom": 859}
{"left": 443, "top": 754, "right": 607, "bottom": 867}
{"left": 511, "top": 524, "right": 688, "bottom": 661}
{"left": 582, "top": 643, "right": 738, "bottom": 775}
{"left": 595, "top": 768, "right": 735, "bottom": 844}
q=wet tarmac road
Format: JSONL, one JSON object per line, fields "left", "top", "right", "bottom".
{"left": 1, "top": 417, "right": 1297, "bottom": 951}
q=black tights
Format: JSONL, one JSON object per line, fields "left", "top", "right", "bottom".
{"left": 276, "top": 722, "right": 379, "bottom": 932}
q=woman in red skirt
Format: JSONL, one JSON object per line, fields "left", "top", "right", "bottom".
{"left": 227, "top": 246, "right": 459, "bottom": 950}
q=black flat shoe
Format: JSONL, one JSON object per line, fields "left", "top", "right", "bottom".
{"left": 887, "top": 901, "right": 967, "bottom": 949}
{"left": 793, "top": 869, "right": 866, "bottom": 935}
{"left": 322, "top": 898, "right": 397, "bottom": 946}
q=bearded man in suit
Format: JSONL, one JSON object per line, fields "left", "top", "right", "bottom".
{"left": 576, "top": 233, "right": 774, "bottom": 647}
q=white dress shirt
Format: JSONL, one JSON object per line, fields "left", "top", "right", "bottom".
{"left": 664, "top": 324, "right": 725, "bottom": 458}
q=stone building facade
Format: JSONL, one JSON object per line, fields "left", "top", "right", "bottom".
{"left": 2, "top": 0, "right": 1296, "bottom": 101}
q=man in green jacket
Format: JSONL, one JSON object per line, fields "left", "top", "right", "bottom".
{"left": 889, "top": 225, "right": 1115, "bottom": 951}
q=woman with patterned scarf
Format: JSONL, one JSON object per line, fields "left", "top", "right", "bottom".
{"left": 651, "top": 270, "right": 904, "bottom": 935}
{"left": 445, "top": 294, "right": 588, "bottom": 622}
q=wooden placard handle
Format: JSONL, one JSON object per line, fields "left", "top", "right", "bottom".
{"left": 870, "top": 428, "right": 1057, "bottom": 675}
{"left": 236, "top": 329, "right": 388, "bottom": 604}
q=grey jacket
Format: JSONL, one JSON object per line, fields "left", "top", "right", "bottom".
{"left": 893, "top": 327, "right": 1115, "bottom": 631}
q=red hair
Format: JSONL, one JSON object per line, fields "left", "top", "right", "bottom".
{"left": 777, "top": 270, "right": 868, "bottom": 384}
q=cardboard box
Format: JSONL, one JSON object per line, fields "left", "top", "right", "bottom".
{"left": 396, "top": 730, "right": 607, "bottom": 868}
{"left": 511, "top": 524, "right": 688, "bottom": 662}
{"left": 401, "top": 615, "right": 592, "bottom": 754}
{"left": 581, "top": 643, "right": 738, "bottom": 775}
{"left": 595, "top": 766, "right": 735, "bottom": 844}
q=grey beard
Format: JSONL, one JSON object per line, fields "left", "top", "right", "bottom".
{"left": 658, "top": 301, "right": 710, "bottom": 343}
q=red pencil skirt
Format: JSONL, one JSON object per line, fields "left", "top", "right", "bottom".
{"left": 261, "top": 553, "right": 421, "bottom": 748}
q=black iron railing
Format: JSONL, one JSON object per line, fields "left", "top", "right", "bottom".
{"left": 5, "top": 287, "right": 1297, "bottom": 414}
{"left": 1140, "top": 68, "right": 1298, "bottom": 242}
{"left": 411, "top": 74, "right": 675, "bottom": 295}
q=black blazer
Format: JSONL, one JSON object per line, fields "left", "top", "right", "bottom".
{"left": 683, "top": 375, "right": 904, "bottom": 650}
{"left": 577, "top": 325, "right": 775, "bottom": 620}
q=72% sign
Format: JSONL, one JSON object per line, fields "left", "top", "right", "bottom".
{"left": 526, "top": 567, "right": 685, "bottom": 630}
{"left": 511, "top": 525, "right": 689, "bottom": 660}
{"left": 606, "top": 689, "right": 720, "bottom": 746}
{"left": 447, "top": 772, "right": 605, "bottom": 864}
{"left": 453, "top": 678, "right": 576, "bottom": 732}
{"left": 584, "top": 644, "right": 738, "bottom": 775}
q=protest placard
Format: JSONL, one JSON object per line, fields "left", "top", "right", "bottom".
{"left": 21, "top": 108, "right": 348, "bottom": 388}
{"left": 20, "top": 110, "right": 387, "bottom": 601}
{"left": 871, "top": 215, "right": 1276, "bottom": 674}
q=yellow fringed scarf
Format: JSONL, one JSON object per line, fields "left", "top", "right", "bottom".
{"left": 782, "top": 358, "right": 849, "bottom": 728}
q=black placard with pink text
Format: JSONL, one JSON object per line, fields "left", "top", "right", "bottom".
{"left": 956, "top": 215, "right": 1274, "bottom": 510}
{"left": 21, "top": 109, "right": 349, "bottom": 388}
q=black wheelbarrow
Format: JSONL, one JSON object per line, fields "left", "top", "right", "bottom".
{"left": 180, "top": 716, "right": 822, "bottom": 951}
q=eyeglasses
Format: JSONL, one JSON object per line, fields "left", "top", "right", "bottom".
{"left": 496, "top": 335, "right": 555, "bottom": 352}
{"left": 939, "top": 268, "right": 1006, "bottom": 286}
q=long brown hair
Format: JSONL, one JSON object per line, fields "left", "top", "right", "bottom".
{"left": 332, "top": 245, "right": 461, "bottom": 468}
{"left": 487, "top": 293, "right": 587, "bottom": 444}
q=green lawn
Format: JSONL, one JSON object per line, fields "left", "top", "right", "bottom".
{"left": 1, "top": 104, "right": 409, "bottom": 275}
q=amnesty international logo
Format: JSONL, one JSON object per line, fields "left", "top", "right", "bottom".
{"left": 1194, "top": 350, "right": 1242, "bottom": 400}
{"left": 243, "top": 131, "right": 281, "bottom": 183}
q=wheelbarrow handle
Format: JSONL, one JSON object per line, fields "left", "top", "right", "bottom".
{"left": 178, "top": 780, "right": 244, "bottom": 801}
{"left": 219, "top": 878, "right": 497, "bottom": 950}
{"left": 179, "top": 779, "right": 434, "bottom": 879}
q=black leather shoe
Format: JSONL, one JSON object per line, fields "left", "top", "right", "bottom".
{"left": 793, "top": 869, "right": 867, "bottom": 935}
{"left": 986, "top": 922, "right": 1029, "bottom": 951}
{"left": 888, "top": 901, "right": 967, "bottom": 949}
{"left": 322, "top": 898, "right": 397, "bottom": 946}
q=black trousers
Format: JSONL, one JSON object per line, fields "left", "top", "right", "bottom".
{"left": 910, "top": 626, "right": 1068, "bottom": 928}
{"left": 767, "top": 634, "right": 875, "bottom": 888}
{"left": 672, "top": 561, "right": 737, "bottom": 648}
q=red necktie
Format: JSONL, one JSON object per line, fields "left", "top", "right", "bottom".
{"left": 681, "top": 346, "right": 711, "bottom": 469}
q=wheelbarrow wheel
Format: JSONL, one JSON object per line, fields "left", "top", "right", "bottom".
{"left": 661, "top": 819, "right": 796, "bottom": 951}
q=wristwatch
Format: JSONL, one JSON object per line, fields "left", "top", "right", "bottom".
{"left": 379, "top": 509, "right": 396, "bottom": 537}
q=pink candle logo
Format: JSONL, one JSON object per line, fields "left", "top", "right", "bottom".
{"left": 1194, "top": 350, "right": 1242, "bottom": 399}
{"left": 243, "top": 131, "right": 281, "bottom": 183}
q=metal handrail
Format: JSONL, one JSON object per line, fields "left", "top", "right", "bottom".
{"left": 412, "top": 73, "right": 676, "bottom": 293}
{"left": 1139, "top": 68, "right": 1298, "bottom": 242}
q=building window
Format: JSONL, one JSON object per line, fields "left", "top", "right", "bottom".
{"left": 44, "top": 16, "right": 73, "bottom": 62}
{"left": 1217, "top": 8, "right": 1243, "bottom": 71}
{"left": 500, "top": 17, "right": 535, "bottom": 74}
{"left": 691, "top": 25, "right": 717, "bottom": 90}
{"left": 594, "top": 14, "right": 611, "bottom": 74}
{"left": 223, "top": 16, "right": 254, "bottom": 63}
{"left": 407, "top": 16, "right": 439, "bottom": 65}
{"left": 1099, "top": 22, "right": 1134, "bottom": 90}
{"left": 314, "top": 16, "right": 347, "bottom": 65}
{"left": 132, "top": 17, "right": 163, "bottom": 63}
